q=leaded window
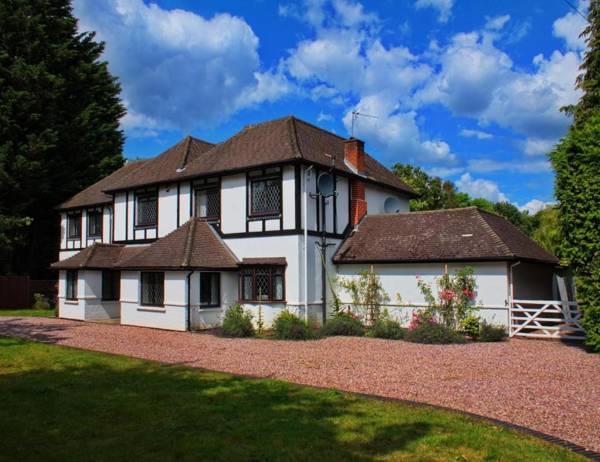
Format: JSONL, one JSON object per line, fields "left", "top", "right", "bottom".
{"left": 87, "top": 209, "right": 103, "bottom": 238}
{"left": 66, "top": 270, "right": 78, "bottom": 300}
{"left": 249, "top": 176, "right": 281, "bottom": 217}
{"left": 136, "top": 192, "right": 157, "bottom": 227}
{"left": 200, "top": 272, "right": 220, "bottom": 307}
{"left": 239, "top": 266, "right": 285, "bottom": 302}
{"left": 141, "top": 272, "right": 164, "bottom": 306}
{"left": 102, "top": 270, "right": 120, "bottom": 301}
{"left": 195, "top": 187, "right": 220, "bottom": 221}
{"left": 67, "top": 212, "right": 81, "bottom": 239}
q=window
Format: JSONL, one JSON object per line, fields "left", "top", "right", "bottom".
{"left": 141, "top": 272, "right": 164, "bottom": 306}
{"left": 87, "top": 209, "right": 103, "bottom": 238}
{"left": 200, "top": 272, "right": 220, "bottom": 307}
{"left": 240, "top": 266, "right": 285, "bottom": 302}
{"left": 67, "top": 212, "right": 81, "bottom": 239}
{"left": 249, "top": 175, "right": 281, "bottom": 218}
{"left": 66, "top": 270, "right": 78, "bottom": 300}
{"left": 136, "top": 192, "right": 157, "bottom": 227}
{"left": 102, "top": 270, "right": 120, "bottom": 301}
{"left": 195, "top": 187, "right": 220, "bottom": 221}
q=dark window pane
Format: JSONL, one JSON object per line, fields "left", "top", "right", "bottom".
{"left": 250, "top": 178, "right": 281, "bottom": 216}
{"left": 88, "top": 210, "right": 103, "bottom": 237}
{"left": 255, "top": 269, "right": 271, "bottom": 301}
{"left": 102, "top": 270, "right": 120, "bottom": 301}
{"left": 141, "top": 272, "right": 164, "bottom": 306}
{"left": 195, "top": 187, "right": 220, "bottom": 220}
{"left": 66, "top": 270, "right": 78, "bottom": 300}
{"left": 200, "top": 272, "right": 220, "bottom": 307}
{"left": 136, "top": 194, "right": 157, "bottom": 227}
{"left": 67, "top": 213, "right": 81, "bottom": 239}
{"left": 243, "top": 274, "right": 253, "bottom": 300}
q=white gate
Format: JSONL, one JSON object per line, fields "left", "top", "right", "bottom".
{"left": 509, "top": 300, "right": 585, "bottom": 340}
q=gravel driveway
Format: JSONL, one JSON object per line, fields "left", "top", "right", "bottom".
{"left": 1, "top": 316, "right": 599, "bottom": 453}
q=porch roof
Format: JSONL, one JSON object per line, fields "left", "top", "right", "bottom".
{"left": 51, "top": 244, "right": 144, "bottom": 270}
{"left": 333, "top": 207, "right": 559, "bottom": 265}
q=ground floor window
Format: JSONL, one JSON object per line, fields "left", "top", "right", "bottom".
{"left": 102, "top": 270, "right": 120, "bottom": 301}
{"left": 66, "top": 270, "right": 78, "bottom": 300}
{"left": 240, "top": 266, "right": 285, "bottom": 302}
{"left": 200, "top": 272, "right": 220, "bottom": 308}
{"left": 141, "top": 272, "right": 164, "bottom": 306}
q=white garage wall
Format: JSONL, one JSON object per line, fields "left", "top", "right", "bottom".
{"left": 365, "top": 184, "right": 409, "bottom": 215}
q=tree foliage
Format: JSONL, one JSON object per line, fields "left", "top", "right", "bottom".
{"left": 0, "top": 0, "right": 125, "bottom": 276}
{"left": 550, "top": 115, "right": 600, "bottom": 351}
{"left": 531, "top": 207, "right": 561, "bottom": 256}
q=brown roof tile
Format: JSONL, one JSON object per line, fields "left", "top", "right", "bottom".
{"left": 117, "top": 219, "right": 239, "bottom": 269}
{"left": 241, "top": 257, "right": 287, "bottom": 266}
{"left": 333, "top": 207, "right": 558, "bottom": 265}
{"left": 50, "top": 244, "right": 145, "bottom": 269}
{"left": 58, "top": 160, "right": 149, "bottom": 210}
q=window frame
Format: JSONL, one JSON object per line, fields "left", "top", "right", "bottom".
{"left": 194, "top": 184, "right": 221, "bottom": 222}
{"left": 101, "top": 270, "right": 120, "bottom": 301}
{"left": 140, "top": 271, "right": 164, "bottom": 307}
{"left": 66, "top": 212, "right": 82, "bottom": 240}
{"left": 87, "top": 208, "right": 103, "bottom": 238}
{"left": 135, "top": 190, "right": 158, "bottom": 228}
{"left": 199, "top": 272, "right": 221, "bottom": 308}
{"left": 247, "top": 172, "right": 282, "bottom": 219}
{"left": 65, "top": 270, "right": 78, "bottom": 300}
{"left": 239, "top": 266, "right": 286, "bottom": 303}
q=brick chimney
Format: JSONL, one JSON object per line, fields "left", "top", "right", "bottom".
{"left": 345, "top": 138, "right": 367, "bottom": 225}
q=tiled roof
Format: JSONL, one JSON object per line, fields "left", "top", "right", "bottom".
{"left": 333, "top": 207, "right": 559, "bottom": 265}
{"left": 117, "top": 219, "right": 239, "bottom": 269}
{"left": 104, "top": 116, "right": 416, "bottom": 196}
{"left": 240, "top": 257, "right": 287, "bottom": 266}
{"left": 58, "top": 160, "right": 149, "bottom": 210}
{"left": 50, "top": 244, "right": 144, "bottom": 269}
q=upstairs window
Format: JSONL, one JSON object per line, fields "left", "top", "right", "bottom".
{"left": 141, "top": 271, "right": 164, "bottom": 306}
{"left": 195, "top": 186, "right": 220, "bottom": 222}
{"left": 240, "top": 266, "right": 285, "bottom": 302}
{"left": 136, "top": 191, "right": 158, "bottom": 227}
{"left": 102, "top": 270, "right": 120, "bottom": 301}
{"left": 66, "top": 270, "right": 78, "bottom": 300}
{"left": 200, "top": 272, "right": 220, "bottom": 308}
{"left": 67, "top": 212, "right": 81, "bottom": 239}
{"left": 87, "top": 209, "right": 103, "bottom": 238}
{"left": 249, "top": 173, "right": 281, "bottom": 218}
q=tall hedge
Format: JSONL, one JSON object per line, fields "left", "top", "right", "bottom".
{"left": 550, "top": 116, "right": 600, "bottom": 351}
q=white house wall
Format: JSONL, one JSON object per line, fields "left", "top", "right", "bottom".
{"left": 190, "top": 271, "right": 238, "bottom": 329}
{"left": 57, "top": 270, "right": 119, "bottom": 321}
{"left": 365, "top": 184, "right": 409, "bottom": 214}
{"left": 282, "top": 166, "right": 296, "bottom": 230}
{"left": 113, "top": 192, "right": 127, "bottom": 241}
{"left": 158, "top": 184, "right": 178, "bottom": 238}
{"left": 335, "top": 262, "right": 510, "bottom": 328}
{"left": 220, "top": 173, "right": 246, "bottom": 234}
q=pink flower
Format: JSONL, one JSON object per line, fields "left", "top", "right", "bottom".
{"left": 439, "top": 289, "right": 456, "bottom": 301}
{"left": 462, "top": 288, "right": 475, "bottom": 300}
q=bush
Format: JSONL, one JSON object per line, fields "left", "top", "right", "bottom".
{"left": 478, "top": 322, "right": 507, "bottom": 342}
{"left": 368, "top": 317, "right": 406, "bottom": 340}
{"left": 221, "top": 304, "right": 255, "bottom": 338}
{"left": 321, "top": 312, "right": 365, "bottom": 337}
{"left": 406, "top": 315, "right": 465, "bottom": 344}
{"left": 32, "top": 293, "right": 50, "bottom": 310}
{"left": 461, "top": 314, "right": 480, "bottom": 338}
{"left": 273, "top": 310, "right": 314, "bottom": 340}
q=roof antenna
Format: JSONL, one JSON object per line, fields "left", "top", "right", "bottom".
{"left": 351, "top": 110, "right": 378, "bottom": 138}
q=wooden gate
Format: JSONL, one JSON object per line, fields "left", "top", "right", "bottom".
{"left": 509, "top": 300, "right": 585, "bottom": 340}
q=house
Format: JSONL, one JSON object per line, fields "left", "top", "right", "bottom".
{"left": 51, "top": 115, "right": 558, "bottom": 331}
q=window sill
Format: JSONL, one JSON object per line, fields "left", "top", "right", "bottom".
{"left": 64, "top": 299, "right": 79, "bottom": 305}
{"left": 67, "top": 237, "right": 81, "bottom": 241}
{"left": 240, "top": 300, "right": 286, "bottom": 304}
{"left": 134, "top": 224, "right": 157, "bottom": 230}
{"left": 138, "top": 306, "right": 166, "bottom": 313}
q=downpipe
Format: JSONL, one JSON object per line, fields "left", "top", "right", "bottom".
{"left": 186, "top": 270, "right": 194, "bottom": 331}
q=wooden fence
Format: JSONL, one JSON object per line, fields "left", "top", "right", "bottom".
{"left": 0, "top": 276, "right": 57, "bottom": 310}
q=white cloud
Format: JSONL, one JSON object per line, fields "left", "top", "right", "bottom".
{"left": 73, "top": 0, "right": 289, "bottom": 131}
{"left": 522, "top": 137, "right": 557, "bottom": 156}
{"left": 485, "top": 14, "right": 510, "bottom": 31}
{"left": 456, "top": 173, "right": 508, "bottom": 202}
{"left": 553, "top": 0, "right": 588, "bottom": 51}
{"left": 427, "top": 166, "right": 464, "bottom": 177}
{"left": 317, "top": 111, "right": 334, "bottom": 122}
{"left": 517, "top": 199, "right": 554, "bottom": 214}
{"left": 459, "top": 128, "right": 493, "bottom": 140}
{"left": 467, "top": 158, "right": 551, "bottom": 174}
{"left": 415, "top": 0, "right": 454, "bottom": 23}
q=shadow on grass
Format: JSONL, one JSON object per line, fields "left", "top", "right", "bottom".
{"left": 0, "top": 317, "right": 75, "bottom": 344}
{"left": 0, "top": 337, "right": 436, "bottom": 462}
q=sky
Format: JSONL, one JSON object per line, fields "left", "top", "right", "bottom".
{"left": 72, "top": 0, "right": 589, "bottom": 213}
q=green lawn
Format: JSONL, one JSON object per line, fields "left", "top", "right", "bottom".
{"left": 0, "top": 337, "right": 584, "bottom": 462}
{"left": 0, "top": 308, "right": 55, "bottom": 317}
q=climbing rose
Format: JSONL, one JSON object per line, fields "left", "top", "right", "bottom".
{"left": 439, "top": 289, "right": 456, "bottom": 301}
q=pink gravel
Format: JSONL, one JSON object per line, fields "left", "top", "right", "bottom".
{"left": 1, "top": 316, "right": 599, "bottom": 453}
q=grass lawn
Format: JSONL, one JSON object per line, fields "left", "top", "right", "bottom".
{"left": 0, "top": 308, "right": 55, "bottom": 317}
{"left": 0, "top": 337, "right": 585, "bottom": 462}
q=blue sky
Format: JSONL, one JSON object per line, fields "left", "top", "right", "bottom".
{"left": 73, "top": 0, "right": 589, "bottom": 213}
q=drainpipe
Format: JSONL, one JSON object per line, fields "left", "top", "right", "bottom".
{"left": 186, "top": 270, "right": 194, "bottom": 331}
{"left": 509, "top": 261, "right": 521, "bottom": 304}
{"left": 303, "top": 165, "right": 314, "bottom": 322}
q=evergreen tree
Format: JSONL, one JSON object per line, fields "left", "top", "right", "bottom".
{"left": 562, "top": 0, "right": 600, "bottom": 124}
{"left": 531, "top": 207, "right": 561, "bottom": 256}
{"left": 0, "top": 0, "right": 125, "bottom": 277}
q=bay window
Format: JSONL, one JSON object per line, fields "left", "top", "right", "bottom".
{"left": 240, "top": 266, "right": 285, "bottom": 302}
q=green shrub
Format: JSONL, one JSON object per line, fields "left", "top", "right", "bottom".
{"left": 461, "top": 314, "right": 480, "bottom": 338}
{"left": 368, "top": 317, "right": 406, "bottom": 340}
{"left": 405, "top": 321, "right": 466, "bottom": 344}
{"left": 221, "top": 304, "right": 255, "bottom": 338}
{"left": 32, "top": 293, "right": 50, "bottom": 310}
{"left": 321, "top": 312, "right": 365, "bottom": 337}
{"left": 272, "top": 310, "right": 314, "bottom": 340}
{"left": 478, "top": 322, "right": 507, "bottom": 342}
